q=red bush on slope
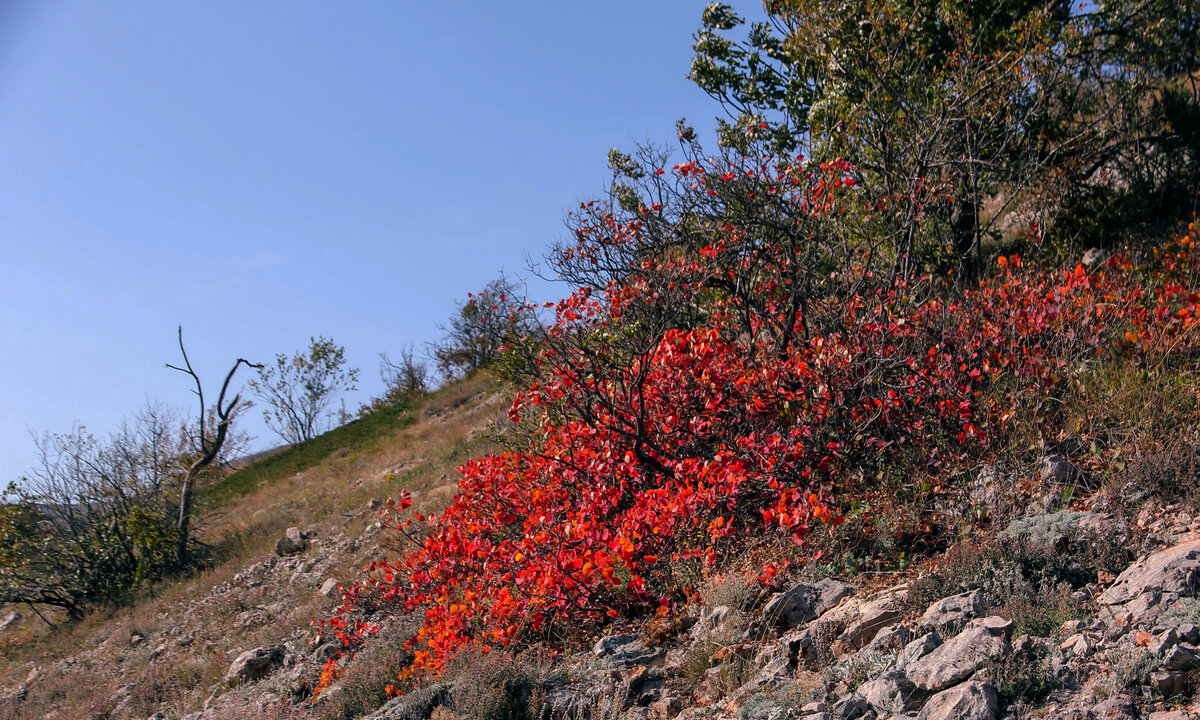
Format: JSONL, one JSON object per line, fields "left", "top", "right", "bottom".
{"left": 316, "top": 156, "right": 1200, "bottom": 694}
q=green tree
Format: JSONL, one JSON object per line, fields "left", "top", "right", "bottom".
{"left": 250, "top": 336, "right": 360, "bottom": 444}
{"left": 691, "top": 0, "right": 1199, "bottom": 277}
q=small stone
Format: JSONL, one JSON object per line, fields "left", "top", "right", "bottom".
{"left": 130, "top": 634, "right": 146, "bottom": 647}
{"left": 368, "top": 498, "right": 382, "bottom": 510}
{"left": 319, "top": 578, "right": 340, "bottom": 597}
{"left": 906, "top": 622, "right": 1009, "bottom": 692}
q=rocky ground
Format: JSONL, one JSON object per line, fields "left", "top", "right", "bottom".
{"left": 360, "top": 505, "right": 1200, "bottom": 720}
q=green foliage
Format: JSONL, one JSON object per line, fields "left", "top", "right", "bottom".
{"left": 0, "top": 410, "right": 189, "bottom": 615}
{"left": 431, "top": 274, "right": 542, "bottom": 379}
{"left": 691, "top": 0, "right": 1200, "bottom": 272}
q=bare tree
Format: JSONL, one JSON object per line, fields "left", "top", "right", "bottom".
{"left": 166, "top": 326, "right": 260, "bottom": 566}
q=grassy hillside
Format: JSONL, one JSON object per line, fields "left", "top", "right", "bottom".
{"left": 0, "top": 374, "right": 505, "bottom": 720}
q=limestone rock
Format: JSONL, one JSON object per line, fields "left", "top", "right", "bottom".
{"left": 1098, "top": 537, "right": 1200, "bottom": 625}
{"left": 916, "top": 681, "right": 998, "bottom": 720}
{"left": 762, "top": 578, "right": 855, "bottom": 630}
{"left": 920, "top": 589, "right": 985, "bottom": 630}
{"left": 859, "top": 670, "right": 920, "bottom": 715}
{"left": 905, "top": 619, "right": 1010, "bottom": 692}
{"left": 837, "top": 595, "right": 905, "bottom": 651}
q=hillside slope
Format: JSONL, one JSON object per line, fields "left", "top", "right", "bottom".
{"left": 0, "top": 375, "right": 506, "bottom": 720}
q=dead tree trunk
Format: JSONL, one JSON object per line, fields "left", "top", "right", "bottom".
{"left": 167, "top": 326, "right": 261, "bottom": 567}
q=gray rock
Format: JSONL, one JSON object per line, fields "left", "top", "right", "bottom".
{"left": 895, "top": 633, "right": 942, "bottom": 672}
{"left": 920, "top": 589, "right": 985, "bottom": 630}
{"left": 859, "top": 671, "right": 920, "bottom": 715}
{"left": 838, "top": 596, "right": 904, "bottom": 651}
{"left": 274, "top": 527, "right": 308, "bottom": 556}
{"left": 763, "top": 578, "right": 855, "bottom": 629}
{"left": 319, "top": 578, "right": 340, "bottom": 597}
{"left": 1098, "top": 537, "right": 1200, "bottom": 624}
{"left": 592, "top": 633, "right": 663, "bottom": 666}
{"left": 905, "top": 620, "right": 1010, "bottom": 692}
{"left": 916, "top": 681, "right": 998, "bottom": 720}
{"left": 225, "top": 645, "right": 285, "bottom": 684}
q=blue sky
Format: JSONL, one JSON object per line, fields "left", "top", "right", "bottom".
{"left": 0, "top": 2, "right": 760, "bottom": 481}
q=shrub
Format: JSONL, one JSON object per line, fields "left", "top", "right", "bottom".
{"left": 318, "top": 157, "right": 1200, "bottom": 693}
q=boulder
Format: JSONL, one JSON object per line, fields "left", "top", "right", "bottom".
{"left": 592, "top": 633, "right": 663, "bottom": 666}
{"left": 859, "top": 670, "right": 920, "bottom": 715}
{"left": 837, "top": 596, "right": 904, "bottom": 651}
{"left": 895, "top": 632, "right": 942, "bottom": 672}
{"left": 274, "top": 527, "right": 309, "bottom": 556}
{"left": 225, "top": 645, "right": 285, "bottom": 684}
{"left": 919, "top": 589, "right": 985, "bottom": 630}
{"left": 916, "top": 681, "right": 998, "bottom": 720}
{"left": 905, "top": 619, "right": 1010, "bottom": 692}
{"left": 1098, "top": 537, "right": 1200, "bottom": 624}
{"left": 762, "top": 578, "right": 855, "bottom": 629}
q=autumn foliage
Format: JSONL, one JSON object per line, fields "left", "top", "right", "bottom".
{"left": 316, "top": 148, "right": 1200, "bottom": 693}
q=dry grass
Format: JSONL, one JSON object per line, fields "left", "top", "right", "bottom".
{"left": 0, "top": 375, "right": 505, "bottom": 720}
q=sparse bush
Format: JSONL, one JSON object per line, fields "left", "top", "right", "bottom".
{"left": 907, "top": 533, "right": 1117, "bottom": 637}
{"left": 250, "top": 336, "right": 360, "bottom": 444}
{"left": 431, "top": 274, "right": 542, "bottom": 380}
{"left": 450, "top": 651, "right": 538, "bottom": 720}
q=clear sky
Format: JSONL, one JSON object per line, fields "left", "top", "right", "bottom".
{"left": 0, "top": 2, "right": 760, "bottom": 481}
